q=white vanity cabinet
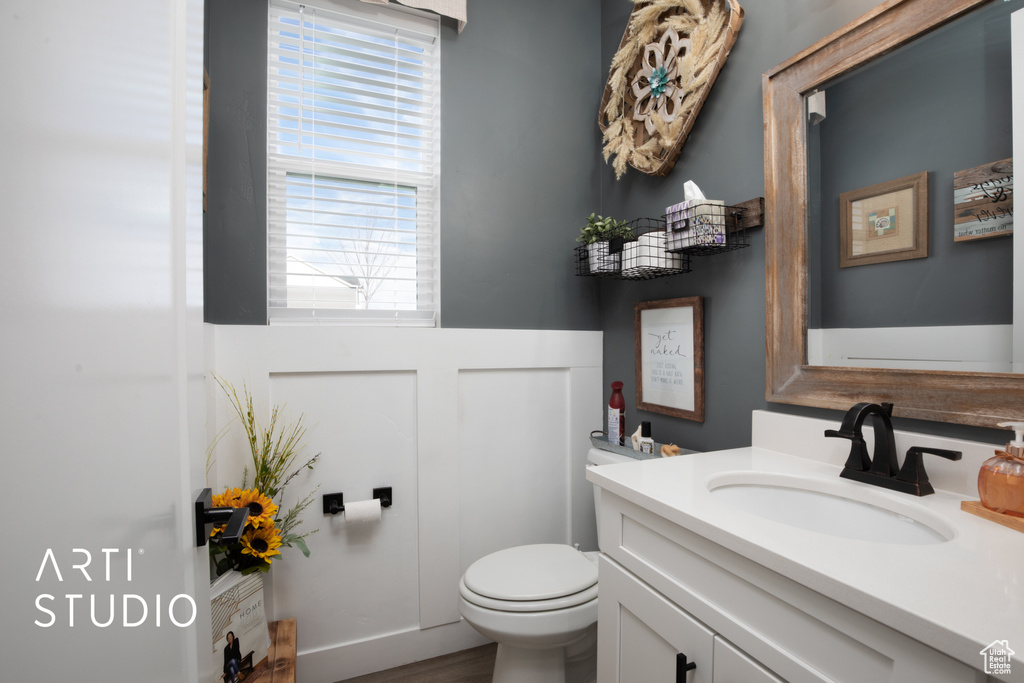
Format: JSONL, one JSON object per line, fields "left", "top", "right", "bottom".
{"left": 714, "top": 636, "right": 785, "bottom": 683}
{"left": 594, "top": 487, "right": 991, "bottom": 683}
{"left": 599, "top": 553, "right": 781, "bottom": 682}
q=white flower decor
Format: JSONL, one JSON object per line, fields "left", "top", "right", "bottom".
{"left": 600, "top": 0, "right": 744, "bottom": 179}
{"left": 631, "top": 29, "right": 692, "bottom": 136}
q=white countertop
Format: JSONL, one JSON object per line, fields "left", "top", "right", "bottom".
{"left": 586, "top": 447, "right": 1024, "bottom": 676}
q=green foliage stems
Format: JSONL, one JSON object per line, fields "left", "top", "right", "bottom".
{"left": 214, "top": 375, "right": 321, "bottom": 555}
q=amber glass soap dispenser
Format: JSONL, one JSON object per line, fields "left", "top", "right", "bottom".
{"left": 979, "top": 421, "right": 1024, "bottom": 518}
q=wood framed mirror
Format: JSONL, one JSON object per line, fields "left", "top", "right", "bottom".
{"left": 763, "top": 0, "right": 1024, "bottom": 427}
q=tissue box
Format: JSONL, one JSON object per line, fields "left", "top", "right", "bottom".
{"left": 665, "top": 199, "right": 726, "bottom": 251}
{"left": 621, "top": 231, "right": 684, "bottom": 277}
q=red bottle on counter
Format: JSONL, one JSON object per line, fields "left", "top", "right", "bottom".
{"left": 608, "top": 381, "right": 625, "bottom": 446}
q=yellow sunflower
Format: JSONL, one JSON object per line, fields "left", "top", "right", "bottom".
{"left": 213, "top": 487, "right": 244, "bottom": 508}
{"left": 240, "top": 525, "right": 283, "bottom": 561}
{"left": 236, "top": 489, "right": 278, "bottom": 529}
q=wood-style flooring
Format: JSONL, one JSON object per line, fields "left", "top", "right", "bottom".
{"left": 336, "top": 644, "right": 497, "bottom": 683}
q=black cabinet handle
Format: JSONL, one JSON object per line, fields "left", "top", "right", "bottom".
{"left": 676, "top": 652, "right": 697, "bottom": 682}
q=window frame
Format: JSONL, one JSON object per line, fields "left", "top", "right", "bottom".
{"left": 266, "top": 0, "right": 441, "bottom": 326}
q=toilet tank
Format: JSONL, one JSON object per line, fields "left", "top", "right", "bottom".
{"left": 586, "top": 444, "right": 698, "bottom": 544}
{"left": 586, "top": 447, "right": 639, "bottom": 542}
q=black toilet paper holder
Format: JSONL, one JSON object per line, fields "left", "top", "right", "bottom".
{"left": 323, "top": 487, "right": 392, "bottom": 515}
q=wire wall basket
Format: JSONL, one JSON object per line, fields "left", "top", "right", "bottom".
{"left": 575, "top": 217, "right": 691, "bottom": 280}
{"left": 573, "top": 198, "right": 763, "bottom": 280}
{"left": 664, "top": 200, "right": 754, "bottom": 256}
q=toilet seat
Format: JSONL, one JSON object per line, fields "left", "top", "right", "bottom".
{"left": 461, "top": 544, "right": 598, "bottom": 613}
{"left": 460, "top": 576, "right": 598, "bottom": 612}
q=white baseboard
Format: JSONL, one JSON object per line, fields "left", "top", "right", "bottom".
{"left": 297, "top": 620, "right": 491, "bottom": 682}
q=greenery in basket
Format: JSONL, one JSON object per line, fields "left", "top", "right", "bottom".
{"left": 208, "top": 376, "right": 321, "bottom": 576}
{"left": 576, "top": 213, "right": 633, "bottom": 245}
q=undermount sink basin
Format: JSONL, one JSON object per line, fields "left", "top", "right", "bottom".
{"left": 707, "top": 471, "right": 955, "bottom": 545}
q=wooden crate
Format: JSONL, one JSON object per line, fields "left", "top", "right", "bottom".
{"left": 248, "top": 618, "right": 297, "bottom": 683}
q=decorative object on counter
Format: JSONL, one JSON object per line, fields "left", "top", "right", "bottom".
{"left": 977, "top": 421, "right": 1024, "bottom": 518}
{"left": 960, "top": 501, "right": 1024, "bottom": 534}
{"left": 631, "top": 424, "right": 643, "bottom": 450}
{"left": 638, "top": 421, "right": 654, "bottom": 453}
{"left": 839, "top": 171, "right": 929, "bottom": 268}
{"left": 576, "top": 213, "right": 633, "bottom": 274}
{"left": 599, "top": 0, "right": 744, "bottom": 178}
{"left": 660, "top": 443, "right": 682, "bottom": 457}
{"left": 634, "top": 297, "right": 704, "bottom": 422}
{"left": 608, "top": 381, "right": 626, "bottom": 446}
{"left": 208, "top": 376, "right": 321, "bottom": 577}
{"left": 953, "top": 158, "right": 1012, "bottom": 242}
{"left": 589, "top": 430, "right": 686, "bottom": 461}
{"left": 575, "top": 217, "right": 692, "bottom": 280}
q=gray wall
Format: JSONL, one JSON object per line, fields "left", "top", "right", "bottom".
{"left": 204, "top": 0, "right": 603, "bottom": 329}
{"left": 205, "top": 0, "right": 269, "bottom": 325}
{"left": 439, "top": 0, "right": 603, "bottom": 329}
{"left": 206, "top": 0, "right": 1012, "bottom": 448}
{"left": 596, "top": 0, "right": 1010, "bottom": 450}
{"left": 813, "top": 0, "right": 1013, "bottom": 330}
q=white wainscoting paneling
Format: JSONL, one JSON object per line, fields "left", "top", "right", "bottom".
{"left": 209, "top": 326, "right": 602, "bottom": 682}
{"left": 458, "top": 368, "right": 571, "bottom": 571}
{"left": 269, "top": 370, "right": 421, "bottom": 649}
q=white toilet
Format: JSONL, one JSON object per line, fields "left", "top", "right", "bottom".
{"left": 458, "top": 447, "right": 635, "bottom": 683}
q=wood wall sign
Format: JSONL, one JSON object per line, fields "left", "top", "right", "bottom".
{"left": 600, "top": 0, "right": 744, "bottom": 179}
{"left": 634, "top": 297, "right": 704, "bottom": 422}
{"left": 953, "top": 158, "right": 1013, "bottom": 242}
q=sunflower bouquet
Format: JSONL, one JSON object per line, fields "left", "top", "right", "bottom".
{"left": 208, "top": 488, "right": 285, "bottom": 574}
{"left": 209, "top": 376, "right": 321, "bottom": 577}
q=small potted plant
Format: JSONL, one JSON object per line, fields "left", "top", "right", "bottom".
{"left": 577, "top": 213, "right": 633, "bottom": 273}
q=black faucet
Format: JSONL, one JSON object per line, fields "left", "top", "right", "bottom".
{"left": 825, "top": 402, "right": 899, "bottom": 476}
{"left": 824, "top": 403, "right": 962, "bottom": 496}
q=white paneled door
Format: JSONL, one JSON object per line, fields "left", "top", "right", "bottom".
{"left": 0, "top": 1, "right": 209, "bottom": 680}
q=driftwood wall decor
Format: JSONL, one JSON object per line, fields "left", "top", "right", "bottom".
{"left": 600, "top": 0, "right": 744, "bottom": 179}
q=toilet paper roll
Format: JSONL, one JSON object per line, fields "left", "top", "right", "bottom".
{"left": 345, "top": 498, "right": 382, "bottom": 524}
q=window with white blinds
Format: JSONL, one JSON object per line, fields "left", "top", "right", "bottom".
{"left": 267, "top": 0, "right": 439, "bottom": 325}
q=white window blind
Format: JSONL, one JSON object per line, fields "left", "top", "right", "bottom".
{"left": 268, "top": 0, "right": 439, "bottom": 325}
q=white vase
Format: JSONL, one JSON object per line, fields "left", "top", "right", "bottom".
{"left": 587, "top": 241, "right": 620, "bottom": 273}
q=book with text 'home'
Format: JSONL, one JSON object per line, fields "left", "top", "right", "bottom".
{"left": 210, "top": 571, "right": 271, "bottom": 682}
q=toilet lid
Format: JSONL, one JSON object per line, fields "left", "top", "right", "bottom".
{"left": 463, "top": 544, "right": 598, "bottom": 602}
